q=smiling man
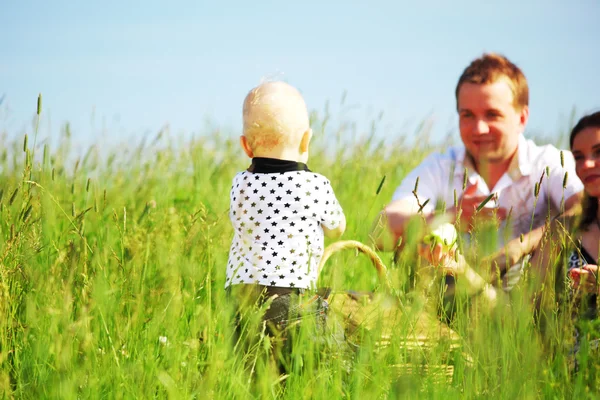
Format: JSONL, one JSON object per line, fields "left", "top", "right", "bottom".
{"left": 373, "top": 53, "right": 583, "bottom": 290}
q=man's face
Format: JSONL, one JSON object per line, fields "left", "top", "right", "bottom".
{"left": 458, "top": 80, "right": 528, "bottom": 166}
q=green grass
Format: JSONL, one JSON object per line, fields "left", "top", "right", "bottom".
{"left": 0, "top": 102, "right": 598, "bottom": 399}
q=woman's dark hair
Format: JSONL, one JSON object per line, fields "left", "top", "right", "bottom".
{"left": 570, "top": 111, "right": 600, "bottom": 230}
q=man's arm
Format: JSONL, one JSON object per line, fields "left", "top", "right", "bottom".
{"left": 370, "top": 199, "right": 436, "bottom": 251}
{"left": 369, "top": 153, "right": 446, "bottom": 251}
{"left": 370, "top": 182, "right": 507, "bottom": 252}
{"left": 483, "top": 191, "right": 582, "bottom": 281}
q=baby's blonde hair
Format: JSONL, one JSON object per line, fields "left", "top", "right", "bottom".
{"left": 242, "top": 81, "right": 309, "bottom": 151}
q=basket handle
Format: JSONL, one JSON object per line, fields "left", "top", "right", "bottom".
{"left": 318, "top": 240, "right": 390, "bottom": 289}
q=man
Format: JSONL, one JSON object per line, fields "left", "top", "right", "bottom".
{"left": 372, "top": 53, "right": 583, "bottom": 290}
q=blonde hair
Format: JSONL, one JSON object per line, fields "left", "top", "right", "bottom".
{"left": 242, "top": 81, "right": 309, "bottom": 151}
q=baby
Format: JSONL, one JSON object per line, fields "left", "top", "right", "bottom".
{"left": 226, "top": 81, "right": 346, "bottom": 339}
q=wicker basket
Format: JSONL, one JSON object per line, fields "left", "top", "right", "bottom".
{"left": 317, "top": 240, "right": 460, "bottom": 351}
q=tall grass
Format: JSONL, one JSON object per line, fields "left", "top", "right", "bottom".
{"left": 0, "top": 99, "right": 598, "bottom": 399}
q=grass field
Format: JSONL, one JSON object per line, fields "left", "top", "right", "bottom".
{"left": 0, "top": 99, "right": 598, "bottom": 399}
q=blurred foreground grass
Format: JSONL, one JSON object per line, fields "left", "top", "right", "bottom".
{"left": 0, "top": 100, "right": 597, "bottom": 399}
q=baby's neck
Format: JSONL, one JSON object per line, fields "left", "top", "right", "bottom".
{"left": 252, "top": 148, "right": 306, "bottom": 163}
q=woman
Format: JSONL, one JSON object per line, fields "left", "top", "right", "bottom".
{"left": 558, "top": 112, "right": 600, "bottom": 307}
{"left": 549, "top": 112, "right": 600, "bottom": 371}
{"left": 502, "top": 111, "right": 600, "bottom": 372}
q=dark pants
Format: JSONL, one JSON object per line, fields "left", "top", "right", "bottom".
{"left": 228, "top": 285, "right": 307, "bottom": 335}
{"left": 227, "top": 284, "right": 329, "bottom": 374}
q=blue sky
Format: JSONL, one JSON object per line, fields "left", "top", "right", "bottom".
{"left": 1, "top": 0, "right": 599, "bottom": 150}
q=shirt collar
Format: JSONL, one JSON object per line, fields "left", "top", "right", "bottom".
{"left": 453, "top": 134, "right": 531, "bottom": 180}
{"left": 248, "top": 157, "right": 311, "bottom": 174}
{"left": 513, "top": 134, "right": 532, "bottom": 178}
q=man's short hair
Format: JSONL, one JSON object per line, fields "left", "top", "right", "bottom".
{"left": 455, "top": 53, "right": 529, "bottom": 111}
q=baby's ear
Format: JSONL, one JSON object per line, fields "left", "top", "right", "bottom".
{"left": 300, "top": 128, "right": 312, "bottom": 153}
{"left": 240, "top": 135, "right": 254, "bottom": 158}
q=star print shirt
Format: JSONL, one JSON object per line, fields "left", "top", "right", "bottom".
{"left": 225, "top": 158, "right": 345, "bottom": 289}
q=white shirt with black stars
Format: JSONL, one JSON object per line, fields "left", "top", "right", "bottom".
{"left": 225, "top": 160, "right": 345, "bottom": 289}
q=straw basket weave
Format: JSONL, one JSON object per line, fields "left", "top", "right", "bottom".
{"left": 316, "top": 240, "right": 461, "bottom": 373}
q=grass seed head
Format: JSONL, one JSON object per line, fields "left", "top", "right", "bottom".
{"left": 560, "top": 151, "right": 564, "bottom": 168}
{"left": 376, "top": 175, "right": 386, "bottom": 195}
{"left": 22, "top": 204, "right": 32, "bottom": 222}
{"left": 9, "top": 188, "right": 19, "bottom": 206}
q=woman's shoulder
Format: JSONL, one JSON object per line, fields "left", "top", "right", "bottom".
{"left": 549, "top": 213, "right": 584, "bottom": 239}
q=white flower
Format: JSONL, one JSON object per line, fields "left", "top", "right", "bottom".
{"left": 159, "top": 336, "right": 168, "bottom": 345}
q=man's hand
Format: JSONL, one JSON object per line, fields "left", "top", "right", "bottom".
{"left": 417, "top": 242, "right": 464, "bottom": 274}
{"left": 452, "top": 181, "right": 507, "bottom": 231}
{"left": 417, "top": 222, "right": 464, "bottom": 276}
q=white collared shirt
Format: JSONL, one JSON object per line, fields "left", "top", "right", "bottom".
{"left": 225, "top": 170, "right": 345, "bottom": 289}
{"left": 392, "top": 134, "right": 584, "bottom": 246}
